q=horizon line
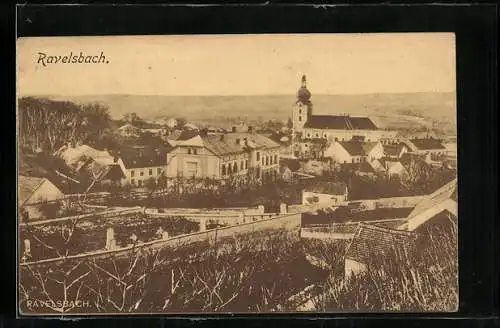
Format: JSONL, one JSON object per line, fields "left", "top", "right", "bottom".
{"left": 19, "top": 90, "right": 456, "bottom": 98}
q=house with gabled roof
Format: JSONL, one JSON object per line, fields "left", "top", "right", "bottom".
{"left": 19, "top": 175, "right": 65, "bottom": 220}
{"left": 325, "top": 138, "right": 384, "bottom": 167}
{"left": 165, "top": 131, "right": 281, "bottom": 180}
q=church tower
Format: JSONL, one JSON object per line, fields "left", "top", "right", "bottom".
{"left": 292, "top": 75, "right": 313, "bottom": 134}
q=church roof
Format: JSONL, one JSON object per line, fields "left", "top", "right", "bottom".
{"left": 304, "top": 115, "right": 378, "bottom": 130}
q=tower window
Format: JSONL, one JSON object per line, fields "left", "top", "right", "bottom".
{"left": 298, "top": 116, "right": 302, "bottom": 122}
{"left": 299, "top": 109, "right": 302, "bottom": 114}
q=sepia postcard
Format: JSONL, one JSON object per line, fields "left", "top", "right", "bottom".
{"left": 16, "top": 33, "right": 458, "bottom": 315}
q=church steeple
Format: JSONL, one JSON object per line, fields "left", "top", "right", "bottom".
{"left": 297, "top": 74, "right": 312, "bottom": 103}
{"left": 293, "top": 74, "right": 313, "bottom": 134}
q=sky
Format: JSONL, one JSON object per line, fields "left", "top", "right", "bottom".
{"left": 17, "top": 33, "right": 456, "bottom": 96}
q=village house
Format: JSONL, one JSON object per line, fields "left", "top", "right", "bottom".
{"left": 382, "top": 143, "right": 409, "bottom": 159}
{"left": 19, "top": 175, "right": 65, "bottom": 220}
{"left": 292, "top": 75, "right": 397, "bottom": 142}
{"left": 403, "top": 137, "right": 447, "bottom": 162}
{"left": 324, "top": 137, "right": 384, "bottom": 166}
{"left": 117, "top": 149, "right": 169, "bottom": 187}
{"left": 165, "top": 130, "right": 281, "bottom": 180}
{"left": 302, "top": 181, "right": 348, "bottom": 206}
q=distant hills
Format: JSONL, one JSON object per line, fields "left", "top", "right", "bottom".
{"left": 22, "top": 92, "right": 457, "bottom": 133}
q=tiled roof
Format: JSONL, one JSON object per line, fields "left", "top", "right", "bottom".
{"left": 18, "top": 176, "right": 45, "bottom": 205}
{"left": 339, "top": 141, "right": 379, "bottom": 156}
{"left": 410, "top": 138, "right": 446, "bottom": 151}
{"left": 383, "top": 143, "right": 405, "bottom": 156}
{"left": 201, "top": 133, "right": 280, "bottom": 156}
{"left": 120, "top": 150, "right": 167, "bottom": 169}
{"left": 304, "top": 115, "right": 378, "bottom": 130}
{"left": 304, "top": 181, "right": 347, "bottom": 195}
{"left": 345, "top": 222, "right": 418, "bottom": 265}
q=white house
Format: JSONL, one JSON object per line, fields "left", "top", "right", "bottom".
{"left": 19, "top": 175, "right": 65, "bottom": 220}
{"left": 325, "top": 139, "right": 384, "bottom": 165}
{"left": 117, "top": 149, "right": 170, "bottom": 188}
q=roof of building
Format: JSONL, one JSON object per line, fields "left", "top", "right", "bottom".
{"left": 304, "top": 115, "right": 378, "bottom": 130}
{"left": 407, "top": 178, "right": 457, "bottom": 221}
{"left": 383, "top": 143, "right": 406, "bottom": 156}
{"left": 167, "top": 129, "right": 200, "bottom": 142}
{"left": 201, "top": 133, "right": 280, "bottom": 156}
{"left": 345, "top": 222, "right": 418, "bottom": 265}
{"left": 54, "top": 144, "right": 115, "bottom": 168}
{"left": 304, "top": 181, "right": 347, "bottom": 195}
{"left": 19, "top": 153, "right": 82, "bottom": 194}
{"left": 339, "top": 141, "right": 379, "bottom": 156}
{"left": 120, "top": 150, "right": 167, "bottom": 169}
{"left": 410, "top": 138, "right": 446, "bottom": 151}
{"left": 18, "top": 176, "right": 48, "bottom": 205}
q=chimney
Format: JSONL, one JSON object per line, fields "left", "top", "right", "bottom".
{"left": 232, "top": 126, "right": 237, "bottom": 133}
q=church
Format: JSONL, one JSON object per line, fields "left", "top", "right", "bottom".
{"left": 292, "top": 75, "right": 393, "bottom": 143}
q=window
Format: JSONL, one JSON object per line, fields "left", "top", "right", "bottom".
{"left": 307, "top": 133, "right": 311, "bottom": 138}
{"left": 241, "top": 160, "right": 244, "bottom": 170}
{"left": 352, "top": 158, "right": 355, "bottom": 163}
{"left": 298, "top": 116, "right": 302, "bottom": 122}
{"left": 140, "top": 171, "right": 144, "bottom": 176}
{"left": 193, "top": 148, "right": 198, "bottom": 155}
{"left": 334, "top": 138, "right": 338, "bottom": 142}
{"left": 222, "top": 164, "right": 226, "bottom": 175}
{"left": 131, "top": 179, "right": 135, "bottom": 185}
{"left": 266, "top": 156, "right": 269, "bottom": 166}
{"left": 233, "top": 162, "right": 238, "bottom": 172}
{"left": 256, "top": 152, "right": 260, "bottom": 161}
{"left": 149, "top": 169, "right": 153, "bottom": 176}
{"left": 262, "top": 157, "right": 265, "bottom": 165}
{"left": 188, "top": 148, "right": 192, "bottom": 155}
{"left": 274, "top": 155, "right": 278, "bottom": 164}
{"left": 131, "top": 170, "right": 135, "bottom": 177}
{"left": 157, "top": 168, "right": 161, "bottom": 175}
{"left": 299, "top": 109, "right": 302, "bottom": 114}
{"left": 138, "top": 180, "right": 143, "bottom": 187}
{"left": 245, "top": 160, "right": 248, "bottom": 169}
{"left": 315, "top": 133, "right": 319, "bottom": 138}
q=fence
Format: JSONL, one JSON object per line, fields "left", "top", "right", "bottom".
{"left": 19, "top": 206, "right": 143, "bottom": 227}
{"left": 20, "top": 213, "right": 302, "bottom": 267}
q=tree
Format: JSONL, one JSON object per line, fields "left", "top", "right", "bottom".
{"left": 81, "top": 103, "right": 111, "bottom": 145}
